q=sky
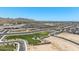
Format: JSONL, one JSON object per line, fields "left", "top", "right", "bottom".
{"left": 0, "top": 7, "right": 79, "bottom": 21}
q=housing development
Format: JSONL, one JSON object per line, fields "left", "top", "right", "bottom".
{"left": 0, "top": 18, "right": 79, "bottom": 51}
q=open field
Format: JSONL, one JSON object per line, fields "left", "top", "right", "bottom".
{"left": 28, "top": 44, "right": 59, "bottom": 51}
{"left": 43, "top": 36, "right": 79, "bottom": 51}
{"left": 57, "top": 32, "right": 79, "bottom": 43}
{"left": 28, "top": 36, "right": 79, "bottom": 51}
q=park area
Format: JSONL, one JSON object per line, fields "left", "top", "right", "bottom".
{"left": 5, "top": 32, "right": 49, "bottom": 45}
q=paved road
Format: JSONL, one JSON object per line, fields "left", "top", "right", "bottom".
{"left": 0, "top": 30, "right": 48, "bottom": 36}
{"left": 0, "top": 35, "right": 2, "bottom": 39}
{"left": 18, "top": 40, "right": 27, "bottom": 51}
{"left": 0, "top": 30, "right": 8, "bottom": 41}
{"left": 0, "top": 29, "right": 61, "bottom": 36}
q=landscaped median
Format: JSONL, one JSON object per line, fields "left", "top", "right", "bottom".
{"left": 5, "top": 32, "right": 49, "bottom": 45}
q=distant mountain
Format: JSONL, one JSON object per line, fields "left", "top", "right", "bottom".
{"left": 0, "top": 17, "right": 35, "bottom": 24}
{"left": 14, "top": 18, "right": 34, "bottom": 21}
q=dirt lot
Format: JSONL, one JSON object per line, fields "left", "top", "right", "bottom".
{"left": 28, "top": 44, "right": 59, "bottom": 51}
{"left": 28, "top": 34, "right": 79, "bottom": 51}
{"left": 57, "top": 32, "right": 79, "bottom": 43}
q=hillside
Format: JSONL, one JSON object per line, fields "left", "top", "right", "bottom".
{"left": 0, "top": 17, "right": 35, "bottom": 24}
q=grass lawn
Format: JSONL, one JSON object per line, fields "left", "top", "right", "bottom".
{"left": 5, "top": 32, "right": 49, "bottom": 45}
{"left": 0, "top": 44, "right": 16, "bottom": 51}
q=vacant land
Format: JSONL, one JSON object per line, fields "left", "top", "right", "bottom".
{"left": 43, "top": 36, "right": 79, "bottom": 51}
{"left": 5, "top": 32, "right": 49, "bottom": 45}
{"left": 28, "top": 36, "right": 79, "bottom": 51}
{"left": 28, "top": 44, "right": 59, "bottom": 51}
{"left": 57, "top": 32, "right": 79, "bottom": 43}
{"left": 0, "top": 44, "right": 16, "bottom": 51}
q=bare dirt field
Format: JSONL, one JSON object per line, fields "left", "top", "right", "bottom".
{"left": 28, "top": 44, "right": 59, "bottom": 51}
{"left": 57, "top": 32, "right": 79, "bottom": 43}
{"left": 28, "top": 34, "right": 79, "bottom": 51}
